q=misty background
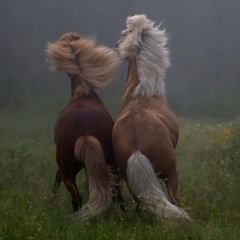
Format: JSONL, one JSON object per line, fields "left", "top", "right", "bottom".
{"left": 1, "top": 0, "right": 240, "bottom": 120}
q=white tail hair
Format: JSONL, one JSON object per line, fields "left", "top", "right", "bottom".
{"left": 127, "top": 151, "right": 190, "bottom": 220}
{"left": 118, "top": 14, "right": 170, "bottom": 99}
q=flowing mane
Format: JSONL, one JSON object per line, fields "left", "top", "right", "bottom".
{"left": 46, "top": 32, "right": 120, "bottom": 92}
{"left": 118, "top": 14, "right": 170, "bottom": 99}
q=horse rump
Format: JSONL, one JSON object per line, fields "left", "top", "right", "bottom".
{"left": 74, "top": 135, "right": 116, "bottom": 219}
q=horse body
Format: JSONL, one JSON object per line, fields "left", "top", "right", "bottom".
{"left": 55, "top": 91, "right": 114, "bottom": 165}
{"left": 54, "top": 89, "right": 118, "bottom": 214}
{"left": 113, "top": 15, "right": 189, "bottom": 220}
{"left": 46, "top": 32, "right": 124, "bottom": 219}
{"left": 113, "top": 96, "right": 179, "bottom": 180}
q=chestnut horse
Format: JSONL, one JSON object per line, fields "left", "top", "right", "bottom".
{"left": 113, "top": 15, "right": 189, "bottom": 219}
{"left": 46, "top": 32, "right": 124, "bottom": 219}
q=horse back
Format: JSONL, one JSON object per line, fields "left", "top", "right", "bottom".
{"left": 55, "top": 98, "right": 114, "bottom": 165}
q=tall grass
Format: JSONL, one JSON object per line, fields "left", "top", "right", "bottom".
{"left": 0, "top": 106, "right": 239, "bottom": 239}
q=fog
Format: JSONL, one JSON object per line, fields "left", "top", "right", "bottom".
{"left": 1, "top": 0, "right": 240, "bottom": 119}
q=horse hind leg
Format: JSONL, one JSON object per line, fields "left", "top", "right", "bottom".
{"left": 111, "top": 167, "right": 125, "bottom": 211}
{"left": 63, "top": 173, "right": 82, "bottom": 212}
{"left": 131, "top": 191, "right": 145, "bottom": 216}
{"left": 164, "top": 171, "right": 180, "bottom": 206}
{"left": 49, "top": 169, "right": 62, "bottom": 202}
{"left": 112, "top": 181, "right": 125, "bottom": 212}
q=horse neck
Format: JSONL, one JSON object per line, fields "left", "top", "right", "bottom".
{"left": 70, "top": 77, "right": 77, "bottom": 98}
{"left": 69, "top": 74, "right": 104, "bottom": 103}
{"left": 122, "top": 57, "right": 139, "bottom": 102}
{"left": 69, "top": 76, "right": 113, "bottom": 122}
{"left": 69, "top": 74, "right": 91, "bottom": 99}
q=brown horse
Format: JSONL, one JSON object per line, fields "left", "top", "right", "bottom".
{"left": 113, "top": 15, "right": 189, "bottom": 219}
{"left": 46, "top": 32, "right": 124, "bottom": 219}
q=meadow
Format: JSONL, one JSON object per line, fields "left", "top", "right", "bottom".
{"left": 0, "top": 104, "right": 239, "bottom": 240}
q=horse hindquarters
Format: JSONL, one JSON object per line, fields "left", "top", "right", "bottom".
{"left": 74, "top": 135, "right": 116, "bottom": 219}
{"left": 127, "top": 151, "right": 189, "bottom": 220}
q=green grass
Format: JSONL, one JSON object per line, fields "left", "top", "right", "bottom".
{"left": 0, "top": 106, "right": 239, "bottom": 239}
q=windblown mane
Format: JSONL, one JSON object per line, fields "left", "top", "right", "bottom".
{"left": 118, "top": 15, "right": 170, "bottom": 99}
{"left": 46, "top": 32, "right": 120, "bottom": 90}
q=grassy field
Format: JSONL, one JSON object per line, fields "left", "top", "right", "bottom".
{"left": 0, "top": 105, "right": 239, "bottom": 240}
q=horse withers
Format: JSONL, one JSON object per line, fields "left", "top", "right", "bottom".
{"left": 46, "top": 32, "right": 124, "bottom": 219}
{"left": 113, "top": 15, "right": 190, "bottom": 220}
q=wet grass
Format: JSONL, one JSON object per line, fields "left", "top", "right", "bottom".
{"left": 0, "top": 107, "right": 239, "bottom": 239}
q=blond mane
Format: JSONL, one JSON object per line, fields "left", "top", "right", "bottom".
{"left": 46, "top": 32, "right": 120, "bottom": 90}
{"left": 118, "top": 15, "right": 170, "bottom": 99}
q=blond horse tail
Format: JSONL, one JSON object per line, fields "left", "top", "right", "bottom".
{"left": 127, "top": 151, "right": 190, "bottom": 220}
{"left": 74, "top": 135, "right": 115, "bottom": 220}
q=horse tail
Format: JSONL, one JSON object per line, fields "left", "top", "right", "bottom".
{"left": 127, "top": 151, "right": 190, "bottom": 220}
{"left": 74, "top": 135, "right": 115, "bottom": 219}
